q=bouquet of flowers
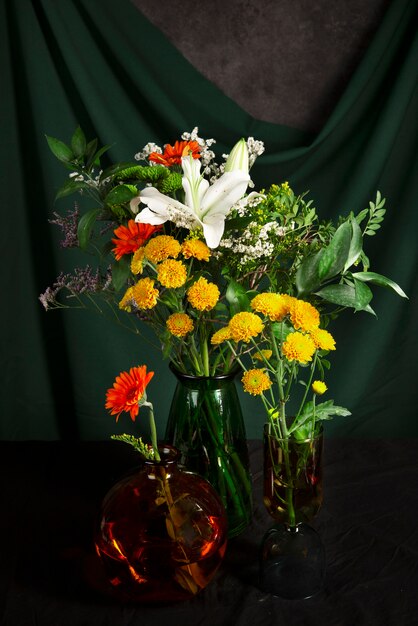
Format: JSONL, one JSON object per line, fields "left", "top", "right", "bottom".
{"left": 41, "top": 126, "right": 406, "bottom": 530}
{"left": 41, "top": 125, "right": 405, "bottom": 416}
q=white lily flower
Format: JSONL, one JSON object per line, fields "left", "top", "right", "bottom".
{"left": 133, "top": 154, "right": 250, "bottom": 248}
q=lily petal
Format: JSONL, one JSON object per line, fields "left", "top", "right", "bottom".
{"left": 200, "top": 171, "right": 250, "bottom": 220}
{"left": 181, "top": 157, "right": 209, "bottom": 213}
{"left": 135, "top": 187, "right": 190, "bottom": 225}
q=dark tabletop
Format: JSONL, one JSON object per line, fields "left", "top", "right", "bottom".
{"left": 0, "top": 438, "right": 417, "bottom": 626}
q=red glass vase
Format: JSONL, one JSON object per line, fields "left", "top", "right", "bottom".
{"left": 94, "top": 445, "right": 228, "bottom": 603}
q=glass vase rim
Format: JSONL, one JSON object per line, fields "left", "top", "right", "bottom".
{"left": 264, "top": 421, "right": 323, "bottom": 444}
{"left": 169, "top": 361, "right": 241, "bottom": 382}
{"left": 144, "top": 443, "right": 180, "bottom": 466}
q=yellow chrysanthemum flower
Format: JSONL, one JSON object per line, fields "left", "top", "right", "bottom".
{"left": 131, "top": 277, "right": 159, "bottom": 310}
{"left": 119, "top": 286, "right": 134, "bottom": 312}
{"left": 130, "top": 247, "right": 146, "bottom": 275}
{"left": 166, "top": 312, "right": 194, "bottom": 338}
{"left": 211, "top": 326, "right": 232, "bottom": 345}
{"left": 144, "top": 235, "right": 181, "bottom": 263}
{"left": 157, "top": 259, "right": 187, "bottom": 288}
{"left": 282, "top": 331, "right": 316, "bottom": 364}
{"left": 229, "top": 312, "right": 264, "bottom": 342}
{"left": 309, "top": 327, "right": 336, "bottom": 351}
{"left": 251, "top": 293, "right": 295, "bottom": 321}
{"left": 253, "top": 349, "right": 273, "bottom": 362}
{"left": 312, "top": 380, "right": 328, "bottom": 395}
{"left": 181, "top": 239, "right": 211, "bottom": 262}
{"left": 289, "top": 299, "right": 320, "bottom": 332}
{"left": 187, "top": 277, "right": 220, "bottom": 311}
{"left": 242, "top": 369, "right": 272, "bottom": 396}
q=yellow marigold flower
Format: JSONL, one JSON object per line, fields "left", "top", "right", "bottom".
{"left": 181, "top": 239, "right": 211, "bottom": 262}
{"left": 131, "top": 277, "right": 159, "bottom": 310}
{"left": 166, "top": 312, "right": 194, "bottom": 338}
{"left": 144, "top": 235, "right": 181, "bottom": 263}
{"left": 251, "top": 293, "right": 293, "bottom": 321}
{"left": 282, "top": 331, "right": 316, "bottom": 364}
{"left": 312, "top": 380, "right": 327, "bottom": 395}
{"left": 130, "top": 247, "right": 146, "bottom": 275}
{"left": 187, "top": 277, "right": 220, "bottom": 311}
{"left": 253, "top": 349, "right": 273, "bottom": 362}
{"left": 211, "top": 326, "right": 232, "bottom": 345}
{"left": 119, "top": 286, "right": 134, "bottom": 312}
{"left": 309, "top": 327, "right": 336, "bottom": 351}
{"left": 289, "top": 299, "right": 320, "bottom": 332}
{"left": 157, "top": 259, "right": 187, "bottom": 288}
{"left": 242, "top": 369, "right": 272, "bottom": 396}
{"left": 229, "top": 312, "right": 264, "bottom": 342}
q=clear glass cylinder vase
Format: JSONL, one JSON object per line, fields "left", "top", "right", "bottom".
{"left": 263, "top": 422, "right": 323, "bottom": 527}
{"left": 165, "top": 364, "right": 253, "bottom": 538}
{"left": 259, "top": 422, "right": 325, "bottom": 599}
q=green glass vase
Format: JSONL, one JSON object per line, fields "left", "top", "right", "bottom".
{"left": 165, "top": 364, "right": 253, "bottom": 537}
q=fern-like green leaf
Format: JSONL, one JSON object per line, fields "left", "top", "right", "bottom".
{"left": 111, "top": 434, "right": 155, "bottom": 459}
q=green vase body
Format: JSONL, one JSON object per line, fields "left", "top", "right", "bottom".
{"left": 165, "top": 364, "right": 253, "bottom": 537}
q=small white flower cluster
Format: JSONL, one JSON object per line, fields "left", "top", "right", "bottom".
{"left": 233, "top": 192, "right": 264, "bottom": 217}
{"left": 69, "top": 171, "right": 106, "bottom": 188}
{"left": 247, "top": 137, "right": 265, "bottom": 168}
{"left": 181, "top": 127, "right": 219, "bottom": 178}
{"left": 218, "top": 221, "right": 286, "bottom": 264}
{"left": 165, "top": 204, "right": 199, "bottom": 231}
{"left": 134, "top": 142, "right": 162, "bottom": 162}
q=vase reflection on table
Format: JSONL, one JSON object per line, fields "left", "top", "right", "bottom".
{"left": 259, "top": 423, "right": 325, "bottom": 600}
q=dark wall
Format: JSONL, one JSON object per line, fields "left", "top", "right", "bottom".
{"left": 131, "top": 0, "right": 390, "bottom": 132}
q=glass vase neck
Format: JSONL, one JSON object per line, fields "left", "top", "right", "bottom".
{"left": 169, "top": 362, "right": 241, "bottom": 387}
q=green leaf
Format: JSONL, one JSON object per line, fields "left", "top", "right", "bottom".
{"left": 112, "top": 257, "right": 131, "bottom": 292}
{"left": 77, "top": 208, "right": 102, "bottom": 249}
{"left": 344, "top": 217, "right": 363, "bottom": 271}
{"left": 92, "top": 143, "right": 112, "bottom": 166}
{"left": 85, "top": 138, "right": 98, "bottom": 169}
{"left": 295, "top": 250, "right": 324, "bottom": 296}
{"left": 271, "top": 321, "right": 292, "bottom": 341}
{"left": 351, "top": 272, "right": 408, "bottom": 298}
{"left": 355, "top": 208, "right": 369, "bottom": 225}
{"left": 104, "top": 184, "right": 138, "bottom": 206}
{"left": 353, "top": 278, "right": 373, "bottom": 311}
{"left": 70, "top": 126, "right": 86, "bottom": 157}
{"left": 55, "top": 179, "right": 90, "bottom": 200}
{"left": 225, "top": 279, "right": 250, "bottom": 315}
{"left": 45, "top": 135, "right": 73, "bottom": 163}
{"left": 318, "top": 221, "right": 352, "bottom": 280}
{"left": 288, "top": 400, "right": 351, "bottom": 434}
{"left": 315, "top": 283, "right": 358, "bottom": 308}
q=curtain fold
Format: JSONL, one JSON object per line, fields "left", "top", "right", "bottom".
{"left": 1, "top": 0, "right": 417, "bottom": 439}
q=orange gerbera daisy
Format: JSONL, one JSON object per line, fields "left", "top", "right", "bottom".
{"left": 148, "top": 140, "right": 201, "bottom": 167}
{"left": 105, "top": 365, "right": 154, "bottom": 422}
{"left": 112, "top": 220, "right": 162, "bottom": 261}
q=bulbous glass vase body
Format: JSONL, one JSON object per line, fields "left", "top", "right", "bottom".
{"left": 165, "top": 364, "right": 252, "bottom": 538}
{"left": 95, "top": 446, "right": 228, "bottom": 604}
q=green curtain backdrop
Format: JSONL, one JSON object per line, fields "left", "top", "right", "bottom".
{"left": 1, "top": 0, "right": 417, "bottom": 440}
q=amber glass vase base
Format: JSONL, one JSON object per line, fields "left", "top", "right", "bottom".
{"left": 259, "top": 523, "right": 325, "bottom": 600}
